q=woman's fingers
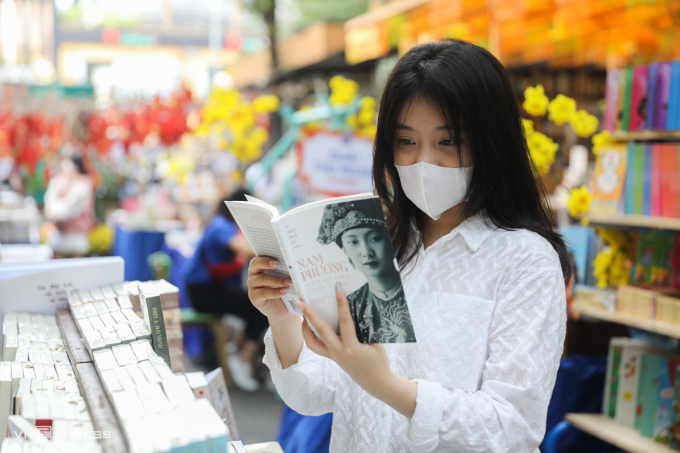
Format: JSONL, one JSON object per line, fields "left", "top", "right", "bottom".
{"left": 299, "top": 302, "right": 341, "bottom": 351}
{"left": 248, "top": 256, "right": 278, "bottom": 276}
{"left": 335, "top": 284, "right": 358, "bottom": 345}
{"left": 248, "top": 272, "right": 291, "bottom": 289}
{"left": 301, "top": 318, "right": 330, "bottom": 358}
{"left": 248, "top": 287, "right": 288, "bottom": 303}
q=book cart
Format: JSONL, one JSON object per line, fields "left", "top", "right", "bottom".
{"left": 548, "top": 130, "right": 680, "bottom": 453}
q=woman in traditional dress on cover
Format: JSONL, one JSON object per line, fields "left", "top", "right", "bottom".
{"left": 316, "top": 199, "right": 416, "bottom": 344}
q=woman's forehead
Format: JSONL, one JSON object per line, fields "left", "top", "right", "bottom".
{"left": 343, "top": 227, "right": 381, "bottom": 237}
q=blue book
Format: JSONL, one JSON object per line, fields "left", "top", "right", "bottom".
{"left": 643, "top": 143, "right": 652, "bottom": 215}
{"left": 666, "top": 61, "right": 680, "bottom": 130}
{"left": 559, "top": 226, "right": 591, "bottom": 285}
{"left": 625, "top": 141, "right": 636, "bottom": 214}
{"left": 646, "top": 63, "right": 658, "bottom": 129}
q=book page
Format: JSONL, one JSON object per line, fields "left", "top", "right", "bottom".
{"left": 225, "top": 202, "right": 301, "bottom": 314}
{"left": 280, "top": 192, "right": 374, "bottom": 219}
{"left": 277, "top": 196, "right": 416, "bottom": 344}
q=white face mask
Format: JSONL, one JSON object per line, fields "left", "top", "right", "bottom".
{"left": 395, "top": 162, "right": 473, "bottom": 220}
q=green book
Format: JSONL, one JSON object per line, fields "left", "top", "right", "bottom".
{"left": 139, "top": 288, "right": 171, "bottom": 368}
{"left": 633, "top": 143, "right": 645, "bottom": 215}
{"left": 636, "top": 353, "right": 663, "bottom": 437}
{"left": 622, "top": 66, "right": 634, "bottom": 131}
{"left": 605, "top": 339, "right": 626, "bottom": 417}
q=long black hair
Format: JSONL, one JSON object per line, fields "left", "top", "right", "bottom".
{"left": 217, "top": 187, "right": 250, "bottom": 223}
{"left": 372, "top": 39, "right": 572, "bottom": 282}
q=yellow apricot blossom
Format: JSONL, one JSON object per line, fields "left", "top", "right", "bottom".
{"left": 567, "top": 185, "right": 592, "bottom": 218}
{"left": 523, "top": 85, "right": 549, "bottom": 117}
{"left": 569, "top": 109, "right": 599, "bottom": 138}
{"left": 548, "top": 94, "right": 577, "bottom": 126}
{"left": 592, "top": 131, "right": 613, "bottom": 156}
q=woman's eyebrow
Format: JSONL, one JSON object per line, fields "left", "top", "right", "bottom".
{"left": 395, "top": 123, "right": 452, "bottom": 132}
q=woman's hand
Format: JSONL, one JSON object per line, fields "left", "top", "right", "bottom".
{"left": 246, "top": 257, "right": 292, "bottom": 324}
{"left": 299, "top": 284, "right": 396, "bottom": 399}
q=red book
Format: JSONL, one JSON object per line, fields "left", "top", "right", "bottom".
{"left": 652, "top": 144, "right": 663, "bottom": 216}
{"left": 665, "top": 144, "right": 680, "bottom": 218}
{"left": 629, "top": 65, "right": 649, "bottom": 131}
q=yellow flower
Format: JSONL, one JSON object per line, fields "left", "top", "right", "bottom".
{"left": 522, "top": 119, "right": 534, "bottom": 136}
{"left": 345, "top": 114, "right": 358, "bottom": 129}
{"left": 548, "top": 94, "right": 577, "bottom": 126}
{"left": 567, "top": 185, "right": 593, "bottom": 218}
{"left": 88, "top": 224, "right": 114, "bottom": 256}
{"left": 253, "top": 95, "right": 280, "bottom": 113}
{"left": 591, "top": 228, "right": 632, "bottom": 288}
{"left": 329, "top": 76, "right": 359, "bottom": 106}
{"left": 593, "top": 248, "right": 614, "bottom": 289}
{"left": 359, "top": 96, "right": 376, "bottom": 110}
{"left": 523, "top": 85, "right": 549, "bottom": 117}
{"left": 249, "top": 126, "right": 269, "bottom": 145}
{"left": 357, "top": 125, "right": 377, "bottom": 139}
{"left": 570, "top": 109, "right": 599, "bottom": 138}
{"left": 527, "top": 131, "right": 558, "bottom": 175}
{"left": 592, "top": 131, "right": 613, "bottom": 156}
{"left": 358, "top": 109, "right": 376, "bottom": 127}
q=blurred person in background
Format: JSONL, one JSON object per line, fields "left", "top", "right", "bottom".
{"left": 184, "top": 188, "right": 265, "bottom": 391}
{"left": 44, "top": 155, "right": 95, "bottom": 257}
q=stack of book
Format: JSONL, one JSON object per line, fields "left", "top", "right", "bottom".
{"left": 604, "top": 337, "right": 680, "bottom": 448}
{"left": 0, "top": 312, "right": 96, "bottom": 451}
{"left": 604, "top": 61, "right": 680, "bottom": 131}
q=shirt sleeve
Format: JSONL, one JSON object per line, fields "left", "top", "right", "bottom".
{"left": 407, "top": 257, "right": 566, "bottom": 453}
{"left": 263, "top": 327, "right": 341, "bottom": 416}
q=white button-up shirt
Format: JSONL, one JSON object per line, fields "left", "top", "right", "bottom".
{"left": 264, "top": 213, "right": 567, "bottom": 452}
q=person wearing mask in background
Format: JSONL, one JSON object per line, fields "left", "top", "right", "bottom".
{"left": 44, "top": 154, "right": 95, "bottom": 258}
{"left": 184, "top": 188, "right": 267, "bottom": 392}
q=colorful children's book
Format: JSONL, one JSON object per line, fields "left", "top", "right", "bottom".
{"left": 664, "top": 143, "right": 680, "bottom": 218}
{"left": 603, "top": 337, "right": 629, "bottom": 417}
{"left": 617, "top": 342, "right": 666, "bottom": 426}
{"left": 636, "top": 353, "right": 663, "bottom": 436}
{"left": 652, "top": 143, "right": 663, "bottom": 216}
{"left": 591, "top": 142, "right": 628, "bottom": 214}
{"left": 653, "top": 231, "right": 676, "bottom": 287}
{"left": 655, "top": 62, "right": 672, "bottom": 130}
{"left": 643, "top": 143, "right": 652, "bottom": 216}
{"left": 630, "top": 65, "right": 649, "bottom": 131}
{"left": 666, "top": 61, "right": 680, "bottom": 130}
{"left": 605, "top": 69, "right": 621, "bottom": 131}
{"left": 669, "top": 363, "right": 680, "bottom": 449}
{"left": 622, "top": 67, "right": 634, "bottom": 131}
{"left": 633, "top": 142, "right": 646, "bottom": 215}
{"left": 653, "top": 358, "right": 680, "bottom": 444}
{"left": 646, "top": 63, "right": 658, "bottom": 130}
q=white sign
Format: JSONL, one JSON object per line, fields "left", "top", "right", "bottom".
{"left": 299, "top": 132, "right": 374, "bottom": 195}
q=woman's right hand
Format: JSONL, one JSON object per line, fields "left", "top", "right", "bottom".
{"left": 247, "top": 257, "right": 293, "bottom": 324}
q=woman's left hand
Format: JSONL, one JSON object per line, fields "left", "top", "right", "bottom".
{"left": 299, "top": 285, "right": 395, "bottom": 398}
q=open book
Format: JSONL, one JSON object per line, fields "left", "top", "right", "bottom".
{"left": 226, "top": 193, "right": 416, "bottom": 344}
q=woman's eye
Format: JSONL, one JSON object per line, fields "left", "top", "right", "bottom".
{"left": 440, "top": 139, "right": 455, "bottom": 146}
{"left": 397, "top": 138, "right": 414, "bottom": 145}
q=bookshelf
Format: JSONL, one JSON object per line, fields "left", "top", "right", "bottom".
{"left": 610, "top": 130, "right": 680, "bottom": 141}
{"left": 582, "top": 213, "right": 680, "bottom": 231}
{"left": 572, "top": 301, "right": 680, "bottom": 338}
{"left": 565, "top": 414, "right": 670, "bottom": 453}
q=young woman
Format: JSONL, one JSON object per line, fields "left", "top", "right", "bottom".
{"left": 316, "top": 199, "right": 416, "bottom": 344}
{"left": 247, "top": 39, "right": 570, "bottom": 452}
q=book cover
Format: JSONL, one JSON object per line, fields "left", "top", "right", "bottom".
{"left": 653, "top": 231, "right": 676, "bottom": 287}
{"left": 653, "top": 358, "right": 680, "bottom": 444}
{"left": 616, "top": 342, "right": 658, "bottom": 426}
{"left": 604, "top": 337, "right": 627, "bottom": 417}
{"left": 139, "top": 290, "right": 171, "bottom": 368}
{"left": 629, "top": 65, "right": 649, "bottom": 131}
{"left": 604, "top": 69, "right": 621, "bottom": 131}
{"left": 227, "top": 194, "right": 416, "bottom": 344}
{"left": 633, "top": 143, "right": 646, "bottom": 215}
{"left": 656, "top": 62, "right": 672, "bottom": 129}
{"left": 591, "top": 142, "right": 628, "bottom": 214}
{"left": 643, "top": 143, "right": 652, "bottom": 215}
{"left": 636, "top": 353, "right": 662, "bottom": 436}
{"left": 622, "top": 67, "right": 634, "bottom": 131}
{"left": 206, "top": 367, "right": 239, "bottom": 441}
{"left": 559, "top": 226, "right": 591, "bottom": 285}
{"left": 670, "top": 363, "right": 680, "bottom": 449}
{"left": 631, "top": 229, "right": 655, "bottom": 286}
{"left": 652, "top": 143, "right": 663, "bottom": 216}
{"left": 667, "top": 61, "right": 680, "bottom": 130}
{"left": 646, "top": 63, "right": 658, "bottom": 130}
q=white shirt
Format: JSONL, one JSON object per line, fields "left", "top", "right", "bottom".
{"left": 263, "top": 213, "right": 567, "bottom": 453}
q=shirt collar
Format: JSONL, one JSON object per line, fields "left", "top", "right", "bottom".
{"left": 409, "top": 211, "right": 495, "bottom": 253}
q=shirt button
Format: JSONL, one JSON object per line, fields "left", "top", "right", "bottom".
{"left": 379, "top": 407, "right": 386, "bottom": 417}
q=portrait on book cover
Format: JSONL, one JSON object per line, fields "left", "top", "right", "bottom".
{"left": 317, "top": 198, "right": 416, "bottom": 344}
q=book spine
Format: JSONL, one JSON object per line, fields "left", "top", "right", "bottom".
{"left": 622, "top": 67, "right": 634, "bottom": 131}
{"left": 656, "top": 62, "right": 672, "bottom": 130}
{"left": 271, "top": 222, "right": 304, "bottom": 316}
{"left": 630, "top": 65, "right": 648, "bottom": 131}
{"left": 625, "top": 142, "right": 636, "bottom": 214}
{"left": 633, "top": 143, "right": 645, "bottom": 215}
{"left": 646, "top": 63, "right": 657, "bottom": 130}
{"left": 670, "top": 144, "right": 680, "bottom": 218}
{"left": 652, "top": 143, "right": 662, "bottom": 216}
{"left": 604, "top": 69, "right": 620, "bottom": 131}
{"left": 643, "top": 143, "right": 652, "bottom": 216}
{"left": 140, "top": 293, "right": 171, "bottom": 368}
{"left": 667, "top": 62, "right": 680, "bottom": 130}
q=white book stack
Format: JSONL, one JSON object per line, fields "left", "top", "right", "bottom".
{"left": 1, "top": 313, "right": 17, "bottom": 362}
{"left": 0, "top": 362, "right": 12, "bottom": 442}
